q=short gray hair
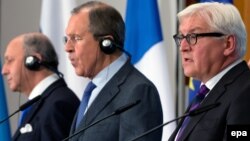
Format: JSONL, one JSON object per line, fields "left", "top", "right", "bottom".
{"left": 178, "top": 2, "right": 246, "bottom": 58}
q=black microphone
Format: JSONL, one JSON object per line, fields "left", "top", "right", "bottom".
{"left": 62, "top": 100, "right": 141, "bottom": 141}
{"left": 0, "top": 95, "right": 42, "bottom": 124}
{"left": 128, "top": 102, "right": 221, "bottom": 141}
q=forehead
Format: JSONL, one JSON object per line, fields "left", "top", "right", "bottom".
{"left": 5, "top": 37, "right": 24, "bottom": 58}
{"left": 66, "top": 9, "right": 90, "bottom": 35}
{"left": 179, "top": 15, "right": 210, "bottom": 33}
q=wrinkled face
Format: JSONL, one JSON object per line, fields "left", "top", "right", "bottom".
{"left": 2, "top": 37, "right": 26, "bottom": 92}
{"left": 178, "top": 15, "right": 231, "bottom": 82}
{"left": 65, "top": 9, "right": 101, "bottom": 78}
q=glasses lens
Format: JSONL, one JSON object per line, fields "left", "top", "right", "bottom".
{"left": 173, "top": 35, "right": 182, "bottom": 46}
{"left": 188, "top": 34, "right": 197, "bottom": 45}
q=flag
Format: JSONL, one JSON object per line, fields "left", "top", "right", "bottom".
{"left": 0, "top": 62, "right": 11, "bottom": 141}
{"left": 40, "top": 0, "right": 88, "bottom": 98}
{"left": 187, "top": 0, "right": 234, "bottom": 103}
{"left": 188, "top": 78, "right": 202, "bottom": 102}
{"left": 125, "top": 0, "right": 175, "bottom": 140}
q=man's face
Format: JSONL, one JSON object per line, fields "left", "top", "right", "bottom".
{"left": 178, "top": 15, "right": 228, "bottom": 82}
{"left": 2, "top": 37, "right": 25, "bottom": 92}
{"left": 65, "top": 9, "right": 101, "bottom": 78}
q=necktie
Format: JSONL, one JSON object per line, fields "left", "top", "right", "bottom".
{"left": 76, "top": 81, "right": 96, "bottom": 128}
{"left": 176, "top": 84, "right": 209, "bottom": 141}
{"left": 19, "top": 106, "right": 32, "bottom": 127}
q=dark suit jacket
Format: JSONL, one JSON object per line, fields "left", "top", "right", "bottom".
{"left": 12, "top": 78, "right": 80, "bottom": 141}
{"left": 69, "top": 61, "right": 163, "bottom": 141}
{"left": 169, "top": 61, "right": 250, "bottom": 141}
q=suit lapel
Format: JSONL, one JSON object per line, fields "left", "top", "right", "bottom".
{"left": 179, "top": 87, "right": 225, "bottom": 140}
{"left": 179, "top": 61, "right": 247, "bottom": 140}
{"left": 75, "top": 61, "right": 133, "bottom": 132}
{"left": 12, "top": 79, "right": 66, "bottom": 140}
{"left": 24, "top": 79, "right": 66, "bottom": 123}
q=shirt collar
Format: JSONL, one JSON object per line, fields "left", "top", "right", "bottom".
{"left": 92, "top": 53, "right": 128, "bottom": 88}
{"left": 205, "top": 59, "right": 242, "bottom": 90}
{"left": 28, "top": 73, "right": 59, "bottom": 100}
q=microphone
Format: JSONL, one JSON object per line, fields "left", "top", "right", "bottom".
{"left": 0, "top": 95, "right": 42, "bottom": 124}
{"left": 62, "top": 100, "right": 141, "bottom": 141}
{"left": 128, "top": 102, "right": 220, "bottom": 141}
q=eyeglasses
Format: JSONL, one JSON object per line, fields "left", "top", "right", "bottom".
{"left": 173, "top": 32, "right": 225, "bottom": 47}
{"left": 64, "top": 35, "right": 83, "bottom": 44}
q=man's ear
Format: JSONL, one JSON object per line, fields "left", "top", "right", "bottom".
{"left": 224, "top": 35, "right": 236, "bottom": 56}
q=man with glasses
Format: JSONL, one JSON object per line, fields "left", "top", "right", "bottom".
{"left": 169, "top": 2, "right": 250, "bottom": 141}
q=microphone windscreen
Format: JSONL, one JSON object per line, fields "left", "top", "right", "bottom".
{"left": 189, "top": 103, "right": 220, "bottom": 116}
{"left": 114, "top": 100, "right": 141, "bottom": 114}
{"left": 19, "top": 95, "right": 42, "bottom": 111}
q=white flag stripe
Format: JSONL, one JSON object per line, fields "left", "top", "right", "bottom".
{"left": 40, "top": 0, "right": 87, "bottom": 99}
{"left": 135, "top": 41, "right": 175, "bottom": 140}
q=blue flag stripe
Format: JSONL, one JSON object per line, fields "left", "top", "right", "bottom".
{"left": 125, "top": 0, "right": 163, "bottom": 64}
{"left": 0, "top": 63, "right": 11, "bottom": 141}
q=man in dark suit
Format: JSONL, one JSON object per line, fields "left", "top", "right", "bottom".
{"left": 2, "top": 32, "right": 80, "bottom": 141}
{"left": 64, "top": 1, "right": 163, "bottom": 141}
{"left": 170, "top": 2, "right": 250, "bottom": 141}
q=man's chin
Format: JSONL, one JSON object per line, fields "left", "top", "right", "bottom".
{"left": 75, "top": 71, "right": 81, "bottom": 76}
{"left": 183, "top": 70, "right": 195, "bottom": 78}
{"left": 12, "top": 87, "right": 19, "bottom": 93}
{"left": 75, "top": 70, "right": 85, "bottom": 77}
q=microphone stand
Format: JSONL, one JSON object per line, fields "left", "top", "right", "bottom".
{"left": 128, "top": 103, "right": 220, "bottom": 141}
{"left": 63, "top": 111, "right": 116, "bottom": 141}
{"left": 128, "top": 113, "right": 188, "bottom": 141}
{"left": 0, "top": 95, "right": 42, "bottom": 124}
{"left": 62, "top": 100, "right": 141, "bottom": 141}
{"left": 0, "top": 110, "right": 20, "bottom": 124}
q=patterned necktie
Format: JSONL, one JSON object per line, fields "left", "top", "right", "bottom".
{"left": 76, "top": 81, "right": 96, "bottom": 128}
{"left": 176, "top": 84, "right": 209, "bottom": 141}
{"left": 19, "top": 105, "right": 32, "bottom": 127}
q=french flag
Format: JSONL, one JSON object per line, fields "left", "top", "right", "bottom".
{"left": 125, "top": 0, "right": 175, "bottom": 140}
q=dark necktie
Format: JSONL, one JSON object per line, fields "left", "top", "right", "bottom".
{"left": 18, "top": 105, "right": 32, "bottom": 127}
{"left": 76, "top": 81, "right": 96, "bottom": 128}
{"left": 176, "top": 84, "right": 210, "bottom": 141}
